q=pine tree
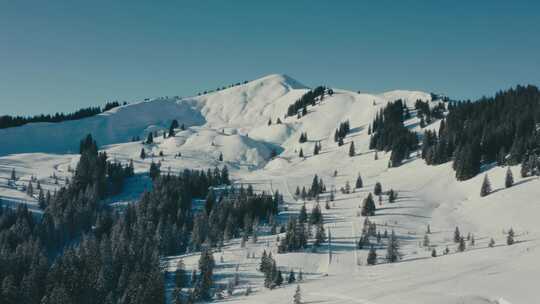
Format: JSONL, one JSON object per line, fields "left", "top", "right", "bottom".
{"left": 169, "top": 119, "right": 178, "bottom": 137}
{"left": 299, "top": 148, "right": 304, "bottom": 158}
{"left": 146, "top": 132, "right": 154, "bottom": 144}
{"left": 26, "top": 181, "right": 34, "bottom": 197}
{"left": 374, "top": 182, "right": 382, "bottom": 196}
{"left": 175, "top": 259, "right": 187, "bottom": 289}
{"left": 426, "top": 224, "right": 431, "bottom": 234}
{"left": 480, "top": 174, "right": 491, "bottom": 197}
{"left": 287, "top": 270, "right": 296, "bottom": 284}
{"left": 10, "top": 168, "right": 16, "bottom": 181}
{"left": 299, "top": 204, "right": 308, "bottom": 224}
{"left": 458, "top": 237, "right": 466, "bottom": 252}
{"left": 507, "top": 228, "right": 515, "bottom": 245}
{"left": 367, "top": 245, "right": 377, "bottom": 265}
{"left": 454, "top": 226, "right": 461, "bottom": 243}
{"left": 489, "top": 238, "right": 495, "bottom": 247}
{"left": 431, "top": 249, "right": 437, "bottom": 257}
{"left": 349, "top": 141, "right": 355, "bottom": 157}
{"left": 140, "top": 148, "right": 146, "bottom": 159}
{"left": 505, "top": 167, "right": 514, "bottom": 188}
{"left": 219, "top": 153, "right": 223, "bottom": 162}
{"left": 314, "top": 222, "right": 326, "bottom": 246}
{"left": 355, "top": 174, "right": 363, "bottom": 188}
{"left": 274, "top": 270, "right": 283, "bottom": 286}
{"left": 293, "top": 285, "right": 302, "bottom": 304}
{"left": 388, "top": 189, "right": 396, "bottom": 203}
{"left": 361, "top": 193, "right": 376, "bottom": 216}
{"left": 194, "top": 249, "right": 215, "bottom": 301}
{"left": 423, "top": 234, "right": 430, "bottom": 247}
{"left": 386, "top": 230, "right": 400, "bottom": 263}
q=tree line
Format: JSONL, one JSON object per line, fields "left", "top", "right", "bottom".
{"left": 0, "top": 101, "right": 122, "bottom": 129}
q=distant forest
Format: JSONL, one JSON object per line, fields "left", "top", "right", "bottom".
{"left": 0, "top": 101, "right": 123, "bottom": 129}
{"left": 423, "top": 85, "right": 540, "bottom": 180}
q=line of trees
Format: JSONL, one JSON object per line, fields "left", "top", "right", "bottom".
{"left": 286, "top": 86, "right": 326, "bottom": 117}
{"left": 0, "top": 101, "right": 122, "bottom": 129}
{"left": 369, "top": 99, "right": 419, "bottom": 167}
{"left": 422, "top": 85, "right": 540, "bottom": 180}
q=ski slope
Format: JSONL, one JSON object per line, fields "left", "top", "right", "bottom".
{"left": 1, "top": 74, "right": 538, "bottom": 304}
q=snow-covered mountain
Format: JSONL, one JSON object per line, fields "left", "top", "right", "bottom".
{"left": 1, "top": 74, "right": 537, "bottom": 304}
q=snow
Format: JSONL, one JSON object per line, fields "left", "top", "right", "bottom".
{"left": 1, "top": 74, "right": 538, "bottom": 303}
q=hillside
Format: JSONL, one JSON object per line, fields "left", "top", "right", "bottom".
{"left": 0, "top": 74, "right": 537, "bottom": 304}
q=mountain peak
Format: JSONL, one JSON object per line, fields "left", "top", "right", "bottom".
{"left": 251, "top": 73, "right": 308, "bottom": 90}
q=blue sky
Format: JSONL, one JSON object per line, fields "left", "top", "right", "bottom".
{"left": 1, "top": 1, "right": 539, "bottom": 115}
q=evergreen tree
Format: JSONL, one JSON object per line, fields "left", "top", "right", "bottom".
{"left": 194, "top": 249, "right": 215, "bottom": 301}
{"left": 299, "top": 148, "right": 304, "bottom": 158}
{"left": 293, "top": 285, "right": 302, "bottom": 304}
{"left": 169, "top": 119, "right": 179, "bottom": 137}
{"left": 386, "top": 230, "right": 400, "bottom": 263}
{"left": 388, "top": 189, "right": 396, "bottom": 203}
{"left": 454, "top": 227, "right": 461, "bottom": 243}
{"left": 505, "top": 167, "right": 514, "bottom": 188}
{"left": 423, "top": 234, "right": 430, "bottom": 247}
{"left": 480, "top": 174, "right": 491, "bottom": 197}
{"left": 458, "top": 237, "right": 466, "bottom": 252}
{"left": 355, "top": 174, "right": 363, "bottom": 188}
{"left": 299, "top": 204, "right": 308, "bottom": 224}
{"left": 361, "top": 193, "right": 376, "bottom": 216}
{"left": 149, "top": 161, "right": 161, "bottom": 180}
{"left": 507, "top": 228, "right": 515, "bottom": 245}
{"left": 374, "top": 182, "right": 382, "bottom": 196}
{"left": 10, "top": 168, "right": 16, "bottom": 181}
{"left": 349, "top": 141, "right": 355, "bottom": 157}
{"left": 314, "top": 222, "right": 326, "bottom": 246}
{"left": 431, "top": 249, "right": 437, "bottom": 257}
{"left": 489, "top": 238, "right": 495, "bottom": 247}
{"left": 140, "top": 147, "right": 146, "bottom": 159}
{"left": 287, "top": 270, "right": 296, "bottom": 284}
{"left": 26, "top": 181, "right": 34, "bottom": 197}
{"left": 146, "top": 132, "right": 154, "bottom": 144}
{"left": 175, "top": 259, "right": 187, "bottom": 290}
{"left": 367, "top": 245, "right": 377, "bottom": 265}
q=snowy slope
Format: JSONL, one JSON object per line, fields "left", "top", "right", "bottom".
{"left": 1, "top": 74, "right": 537, "bottom": 304}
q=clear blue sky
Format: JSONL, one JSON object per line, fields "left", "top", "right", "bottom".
{"left": 1, "top": 1, "right": 539, "bottom": 115}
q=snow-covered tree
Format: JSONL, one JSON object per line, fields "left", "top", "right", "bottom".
{"left": 423, "top": 234, "right": 430, "bottom": 247}
{"left": 293, "top": 285, "right": 302, "bottom": 304}
{"left": 458, "top": 237, "right": 466, "bottom": 252}
{"left": 454, "top": 226, "right": 461, "bottom": 243}
{"left": 507, "top": 228, "right": 515, "bottom": 245}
